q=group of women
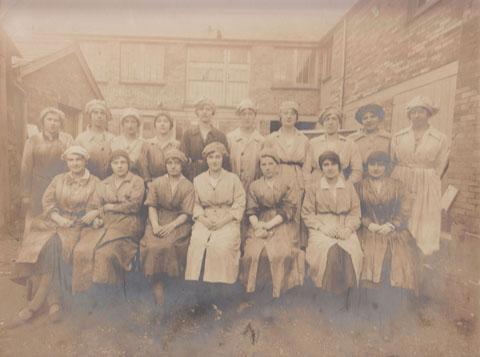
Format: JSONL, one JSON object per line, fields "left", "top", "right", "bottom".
{"left": 10, "top": 94, "right": 450, "bottom": 327}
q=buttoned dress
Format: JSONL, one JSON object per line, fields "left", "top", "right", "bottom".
{"left": 263, "top": 128, "right": 311, "bottom": 247}
{"left": 302, "top": 177, "right": 363, "bottom": 291}
{"left": 75, "top": 128, "right": 115, "bottom": 179}
{"left": 309, "top": 134, "right": 363, "bottom": 184}
{"left": 20, "top": 131, "right": 74, "bottom": 218}
{"left": 140, "top": 175, "right": 194, "bottom": 278}
{"left": 355, "top": 177, "right": 419, "bottom": 292}
{"left": 185, "top": 169, "right": 246, "bottom": 284}
{"left": 348, "top": 129, "right": 391, "bottom": 172}
{"left": 14, "top": 170, "right": 99, "bottom": 275}
{"left": 391, "top": 125, "right": 450, "bottom": 255}
{"left": 110, "top": 135, "right": 149, "bottom": 179}
{"left": 72, "top": 172, "right": 145, "bottom": 292}
{"left": 180, "top": 126, "right": 231, "bottom": 180}
{"left": 144, "top": 137, "right": 180, "bottom": 181}
{"left": 240, "top": 175, "right": 305, "bottom": 297}
{"left": 227, "top": 128, "right": 264, "bottom": 190}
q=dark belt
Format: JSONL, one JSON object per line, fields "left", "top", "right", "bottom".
{"left": 280, "top": 160, "right": 303, "bottom": 167}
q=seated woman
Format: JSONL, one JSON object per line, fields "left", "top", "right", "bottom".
{"left": 302, "top": 151, "right": 363, "bottom": 296}
{"left": 185, "top": 142, "right": 246, "bottom": 285}
{"left": 140, "top": 149, "right": 194, "bottom": 306}
{"left": 72, "top": 150, "right": 145, "bottom": 293}
{"left": 355, "top": 151, "right": 419, "bottom": 294}
{"left": 10, "top": 146, "right": 99, "bottom": 326}
{"left": 241, "top": 148, "right": 305, "bottom": 298}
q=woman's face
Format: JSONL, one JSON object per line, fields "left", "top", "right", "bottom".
{"left": 206, "top": 151, "right": 223, "bottom": 172}
{"left": 367, "top": 161, "right": 386, "bottom": 179}
{"left": 260, "top": 156, "right": 278, "bottom": 179}
{"left": 239, "top": 109, "right": 256, "bottom": 132}
{"left": 111, "top": 156, "right": 129, "bottom": 177}
{"left": 43, "top": 113, "right": 62, "bottom": 134}
{"left": 322, "top": 114, "right": 340, "bottom": 135}
{"left": 66, "top": 154, "right": 86, "bottom": 175}
{"left": 155, "top": 115, "right": 172, "bottom": 136}
{"left": 90, "top": 108, "right": 107, "bottom": 128}
{"left": 321, "top": 159, "right": 340, "bottom": 179}
{"left": 166, "top": 158, "right": 182, "bottom": 177}
{"left": 196, "top": 105, "right": 214, "bottom": 124}
{"left": 408, "top": 107, "right": 430, "bottom": 128}
{"left": 122, "top": 116, "right": 139, "bottom": 136}
{"left": 280, "top": 108, "right": 297, "bottom": 128}
{"left": 361, "top": 111, "right": 380, "bottom": 132}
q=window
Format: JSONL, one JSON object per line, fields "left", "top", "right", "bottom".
{"left": 408, "top": 0, "right": 441, "bottom": 19}
{"left": 273, "top": 48, "right": 317, "bottom": 88}
{"left": 187, "top": 46, "right": 250, "bottom": 106}
{"left": 320, "top": 39, "right": 333, "bottom": 81}
{"left": 80, "top": 41, "right": 111, "bottom": 82}
{"left": 120, "top": 43, "right": 165, "bottom": 84}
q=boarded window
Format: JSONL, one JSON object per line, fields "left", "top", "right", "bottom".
{"left": 187, "top": 46, "right": 250, "bottom": 107}
{"left": 408, "top": 0, "right": 441, "bottom": 19}
{"left": 320, "top": 39, "right": 333, "bottom": 81}
{"left": 120, "top": 43, "right": 165, "bottom": 84}
{"left": 273, "top": 48, "right": 317, "bottom": 87}
{"left": 80, "top": 41, "right": 111, "bottom": 82}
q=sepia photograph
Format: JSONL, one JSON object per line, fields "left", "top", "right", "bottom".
{"left": 0, "top": 0, "right": 478, "bottom": 355}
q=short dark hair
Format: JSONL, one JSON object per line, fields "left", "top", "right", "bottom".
{"left": 366, "top": 151, "right": 391, "bottom": 167}
{"left": 318, "top": 150, "right": 341, "bottom": 172}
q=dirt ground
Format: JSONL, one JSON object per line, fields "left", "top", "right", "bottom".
{"left": 0, "top": 234, "right": 477, "bottom": 357}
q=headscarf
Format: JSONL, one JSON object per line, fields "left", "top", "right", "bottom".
{"left": 318, "top": 106, "right": 343, "bottom": 126}
{"left": 195, "top": 98, "right": 216, "bottom": 115}
{"left": 259, "top": 148, "right": 279, "bottom": 164}
{"left": 406, "top": 95, "right": 439, "bottom": 116}
{"left": 109, "top": 149, "right": 131, "bottom": 168}
{"left": 39, "top": 107, "right": 66, "bottom": 128}
{"left": 120, "top": 107, "right": 142, "bottom": 126}
{"left": 61, "top": 145, "right": 90, "bottom": 161}
{"left": 236, "top": 98, "right": 257, "bottom": 115}
{"left": 355, "top": 104, "right": 385, "bottom": 124}
{"left": 202, "top": 141, "right": 227, "bottom": 160}
{"left": 279, "top": 100, "right": 299, "bottom": 114}
{"left": 164, "top": 148, "right": 188, "bottom": 164}
{"left": 85, "top": 99, "right": 108, "bottom": 116}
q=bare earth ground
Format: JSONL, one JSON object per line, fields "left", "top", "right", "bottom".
{"left": 0, "top": 234, "right": 477, "bottom": 357}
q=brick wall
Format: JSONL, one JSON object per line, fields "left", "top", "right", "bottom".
{"left": 22, "top": 53, "right": 100, "bottom": 129}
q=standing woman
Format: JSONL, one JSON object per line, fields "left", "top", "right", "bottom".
{"left": 391, "top": 96, "right": 450, "bottom": 256}
{"left": 11, "top": 146, "right": 99, "bottom": 326}
{"left": 356, "top": 151, "right": 419, "bottom": 294}
{"left": 144, "top": 110, "right": 180, "bottom": 181}
{"left": 75, "top": 99, "right": 115, "bottom": 180}
{"left": 20, "top": 107, "right": 74, "bottom": 229}
{"left": 302, "top": 151, "right": 363, "bottom": 295}
{"left": 185, "top": 142, "right": 245, "bottom": 284}
{"left": 72, "top": 150, "right": 145, "bottom": 292}
{"left": 241, "top": 149, "right": 304, "bottom": 298}
{"left": 110, "top": 107, "right": 148, "bottom": 179}
{"left": 310, "top": 107, "right": 362, "bottom": 184}
{"left": 263, "top": 101, "right": 311, "bottom": 247}
{"left": 227, "top": 99, "right": 264, "bottom": 190}
{"left": 140, "top": 149, "right": 194, "bottom": 306}
{"left": 180, "top": 98, "right": 230, "bottom": 181}
{"left": 348, "top": 104, "right": 391, "bottom": 173}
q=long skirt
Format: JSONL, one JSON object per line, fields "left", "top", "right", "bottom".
{"left": 306, "top": 230, "right": 363, "bottom": 293}
{"left": 391, "top": 166, "right": 442, "bottom": 255}
{"left": 240, "top": 223, "right": 304, "bottom": 298}
{"left": 185, "top": 221, "right": 241, "bottom": 284}
{"left": 72, "top": 213, "right": 142, "bottom": 292}
{"left": 140, "top": 214, "right": 191, "bottom": 279}
{"left": 359, "top": 227, "right": 419, "bottom": 293}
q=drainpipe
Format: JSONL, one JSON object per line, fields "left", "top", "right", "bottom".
{"left": 340, "top": 17, "right": 347, "bottom": 111}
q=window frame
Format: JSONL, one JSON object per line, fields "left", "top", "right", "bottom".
{"left": 119, "top": 42, "right": 166, "bottom": 85}
{"left": 319, "top": 38, "right": 333, "bottom": 83}
{"left": 272, "top": 47, "right": 319, "bottom": 90}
